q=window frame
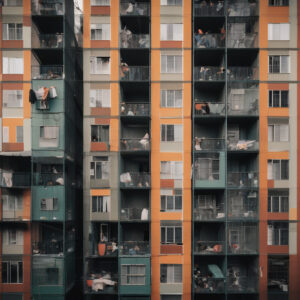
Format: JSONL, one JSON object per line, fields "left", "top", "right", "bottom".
{"left": 160, "top": 264, "right": 182, "bottom": 283}
{"left": 90, "top": 156, "right": 109, "bottom": 179}
{"left": 90, "top": 23, "right": 111, "bottom": 40}
{"left": 121, "top": 264, "right": 146, "bottom": 286}
{"left": 91, "top": 195, "right": 110, "bottom": 213}
{"left": 90, "top": 0, "right": 110, "bottom": 5}
{"left": 268, "top": 55, "right": 290, "bottom": 74}
{"left": 90, "top": 56, "right": 110, "bottom": 74}
{"left": 40, "top": 198, "right": 58, "bottom": 211}
{"left": 2, "top": 261, "right": 23, "bottom": 284}
{"left": 268, "top": 23, "right": 290, "bottom": 41}
{"left": 89, "top": 89, "right": 111, "bottom": 108}
{"left": 91, "top": 125, "right": 110, "bottom": 142}
{"left": 160, "top": 161, "right": 183, "bottom": 180}
{"left": 2, "top": 23, "right": 23, "bottom": 40}
{"left": 161, "top": 0, "right": 182, "bottom": 5}
{"left": 268, "top": 90, "right": 289, "bottom": 107}
{"left": 160, "top": 225, "right": 182, "bottom": 244}
{"left": 3, "top": 90, "right": 23, "bottom": 108}
{"left": 160, "top": 89, "right": 182, "bottom": 108}
{"left": 268, "top": 159, "right": 289, "bottom": 180}
{"left": 160, "top": 190, "right": 182, "bottom": 212}
{"left": 268, "top": 194, "right": 289, "bottom": 213}
{"left": 268, "top": 123, "right": 289, "bottom": 142}
{"left": 3, "top": 0, "right": 23, "bottom": 6}
{"left": 160, "top": 124, "right": 183, "bottom": 142}
{"left": 2, "top": 194, "right": 23, "bottom": 211}
{"left": 160, "top": 24, "right": 183, "bottom": 41}
{"left": 161, "top": 55, "right": 183, "bottom": 73}
{"left": 268, "top": 222, "right": 289, "bottom": 245}
{"left": 268, "top": 0, "right": 289, "bottom": 6}
{"left": 2, "top": 57, "right": 24, "bottom": 74}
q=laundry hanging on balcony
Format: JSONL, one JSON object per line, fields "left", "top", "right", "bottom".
{"left": 29, "top": 86, "right": 57, "bottom": 109}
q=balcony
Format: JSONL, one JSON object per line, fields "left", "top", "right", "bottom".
{"left": 194, "top": 241, "right": 225, "bottom": 255}
{"left": 194, "top": 3, "right": 224, "bottom": 16}
{"left": 194, "top": 206, "right": 225, "bottom": 222}
{"left": 227, "top": 33, "right": 258, "bottom": 49}
{"left": 120, "top": 138, "right": 150, "bottom": 152}
{"left": 227, "top": 98, "right": 258, "bottom": 116}
{"left": 32, "top": 65, "right": 64, "bottom": 80}
{"left": 227, "top": 276, "right": 258, "bottom": 293}
{"left": 227, "top": 172, "right": 258, "bottom": 188}
{"left": 195, "top": 34, "right": 225, "bottom": 49}
{"left": 0, "top": 171, "right": 30, "bottom": 188}
{"left": 33, "top": 172, "right": 64, "bottom": 186}
{"left": 120, "top": 66, "right": 149, "bottom": 81}
{"left": 1, "top": 206, "right": 29, "bottom": 222}
{"left": 194, "top": 102, "right": 225, "bottom": 116}
{"left": 120, "top": 207, "right": 149, "bottom": 221}
{"left": 120, "top": 2, "right": 149, "bottom": 16}
{"left": 120, "top": 172, "right": 150, "bottom": 188}
{"left": 32, "top": 1, "right": 64, "bottom": 15}
{"left": 120, "top": 33, "right": 149, "bottom": 48}
{"left": 194, "top": 138, "right": 225, "bottom": 152}
{"left": 195, "top": 277, "right": 225, "bottom": 293}
{"left": 119, "top": 241, "right": 150, "bottom": 256}
{"left": 121, "top": 102, "right": 149, "bottom": 117}
{"left": 35, "top": 34, "right": 64, "bottom": 49}
{"left": 227, "top": 1, "right": 258, "bottom": 17}
{"left": 194, "top": 67, "right": 225, "bottom": 81}
{"left": 228, "top": 67, "right": 258, "bottom": 81}
{"left": 227, "top": 140, "right": 259, "bottom": 151}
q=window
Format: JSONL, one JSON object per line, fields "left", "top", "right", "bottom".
{"left": 3, "top": 127, "right": 9, "bottom": 143}
{"left": 91, "top": 24, "right": 110, "bottom": 40}
{"left": 268, "top": 190, "right": 289, "bottom": 213}
{"left": 160, "top": 161, "right": 183, "bottom": 179}
{"left": 2, "top": 57, "right": 23, "bottom": 74}
{"left": 91, "top": 125, "right": 109, "bottom": 142}
{"left": 268, "top": 222, "right": 288, "bottom": 245}
{"left": 2, "top": 261, "right": 23, "bottom": 283}
{"left": 160, "top": 189, "right": 182, "bottom": 211}
{"left": 160, "top": 264, "right": 182, "bottom": 283}
{"left": 160, "top": 124, "right": 183, "bottom": 142}
{"left": 3, "top": 0, "right": 23, "bottom": 5}
{"left": 268, "top": 160, "right": 289, "bottom": 180}
{"left": 2, "top": 230, "right": 23, "bottom": 245}
{"left": 2, "top": 24, "right": 22, "bottom": 40}
{"left": 3, "top": 90, "right": 23, "bottom": 108}
{"left": 268, "top": 24, "right": 290, "bottom": 40}
{"left": 91, "top": 0, "right": 110, "bottom": 5}
{"left": 40, "top": 198, "right": 58, "bottom": 211}
{"left": 90, "top": 57, "right": 110, "bottom": 74}
{"left": 2, "top": 195, "right": 23, "bottom": 211}
{"left": 194, "top": 154, "right": 220, "bottom": 181}
{"left": 161, "top": 55, "right": 182, "bottom": 73}
{"left": 161, "top": 0, "right": 182, "bottom": 5}
{"left": 2, "top": 294, "right": 23, "bottom": 300}
{"left": 160, "top": 24, "right": 183, "bottom": 41}
{"left": 269, "top": 0, "right": 289, "bottom": 6}
{"left": 92, "top": 196, "right": 110, "bottom": 212}
{"left": 90, "top": 89, "right": 111, "bottom": 107}
{"left": 121, "top": 265, "right": 146, "bottom": 285}
{"left": 40, "top": 126, "right": 59, "bottom": 147}
{"left": 269, "top": 56, "right": 290, "bottom": 73}
{"left": 268, "top": 256, "right": 289, "bottom": 292}
{"left": 161, "top": 223, "right": 182, "bottom": 244}
{"left": 90, "top": 156, "right": 109, "bottom": 179}
{"left": 268, "top": 123, "right": 289, "bottom": 142}
{"left": 269, "top": 90, "right": 288, "bottom": 107}
{"left": 16, "top": 126, "right": 23, "bottom": 143}
{"left": 160, "top": 90, "right": 182, "bottom": 108}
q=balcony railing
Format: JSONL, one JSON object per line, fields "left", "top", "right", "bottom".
{"left": 227, "top": 172, "right": 258, "bottom": 188}
{"left": 120, "top": 207, "right": 149, "bottom": 221}
{"left": 120, "top": 2, "right": 149, "bottom": 16}
{"left": 227, "top": 33, "right": 258, "bottom": 48}
{"left": 121, "top": 102, "right": 149, "bottom": 116}
{"left": 227, "top": 140, "right": 259, "bottom": 151}
{"left": 227, "top": 2, "right": 258, "bottom": 16}
{"left": 227, "top": 275, "right": 258, "bottom": 293}
{"left": 194, "top": 277, "right": 225, "bottom": 293}
{"left": 120, "top": 138, "right": 150, "bottom": 151}
{"left": 32, "top": 65, "right": 64, "bottom": 80}
{"left": 194, "top": 206, "right": 225, "bottom": 221}
{"left": 120, "top": 33, "right": 150, "bottom": 48}
{"left": 194, "top": 3, "right": 224, "bottom": 16}
{"left": 195, "top": 102, "right": 225, "bottom": 116}
{"left": 195, "top": 33, "right": 225, "bottom": 48}
{"left": 33, "top": 172, "right": 64, "bottom": 186}
{"left": 194, "top": 241, "right": 225, "bottom": 255}
{"left": 194, "top": 67, "right": 225, "bottom": 81}
{"left": 119, "top": 241, "right": 150, "bottom": 256}
{"left": 120, "top": 172, "right": 150, "bottom": 188}
{"left": 2, "top": 209, "right": 28, "bottom": 221}
{"left": 32, "top": 240, "right": 63, "bottom": 255}
{"left": 0, "top": 171, "right": 30, "bottom": 188}
{"left": 32, "top": 1, "right": 64, "bottom": 15}
{"left": 120, "top": 66, "right": 149, "bottom": 81}
{"left": 37, "top": 34, "right": 64, "bottom": 48}
{"left": 194, "top": 138, "right": 225, "bottom": 151}
{"left": 227, "top": 97, "right": 258, "bottom": 116}
{"left": 228, "top": 67, "right": 258, "bottom": 81}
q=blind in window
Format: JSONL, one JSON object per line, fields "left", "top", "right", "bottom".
{"left": 90, "top": 89, "right": 111, "bottom": 107}
{"left": 3, "top": 90, "right": 23, "bottom": 108}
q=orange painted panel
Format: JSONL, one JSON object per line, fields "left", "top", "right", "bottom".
{"left": 91, "top": 107, "right": 111, "bottom": 116}
{"left": 160, "top": 179, "right": 174, "bottom": 188}
{"left": 90, "top": 142, "right": 108, "bottom": 151}
{"left": 91, "top": 40, "right": 110, "bottom": 48}
{"left": 2, "top": 41, "right": 23, "bottom": 48}
{"left": 90, "top": 189, "right": 110, "bottom": 196}
{"left": 91, "top": 6, "right": 110, "bottom": 15}
{"left": 2, "top": 143, "right": 24, "bottom": 152}
{"left": 160, "top": 41, "right": 182, "bottom": 48}
{"left": 95, "top": 118, "right": 110, "bottom": 125}
{"left": 160, "top": 244, "right": 183, "bottom": 254}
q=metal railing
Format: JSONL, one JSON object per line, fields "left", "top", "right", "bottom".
{"left": 120, "top": 33, "right": 149, "bottom": 48}
{"left": 228, "top": 67, "right": 258, "bottom": 81}
{"left": 227, "top": 140, "right": 259, "bottom": 151}
{"left": 32, "top": 1, "right": 64, "bottom": 15}
{"left": 227, "top": 172, "right": 258, "bottom": 188}
{"left": 119, "top": 241, "right": 149, "bottom": 255}
{"left": 194, "top": 67, "right": 225, "bottom": 81}
{"left": 227, "top": 97, "right": 258, "bottom": 116}
{"left": 120, "top": 138, "right": 150, "bottom": 151}
{"left": 0, "top": 171, "right": 30, "bottom": 188}
{"left": 120, "top": 66, "right": 149, "bottom": 81}
{"left": 1, "top": 209, "right": 27, "bottom": 221}
{"left": 194, "top": 138, "right": 225, "bottom": 151}
{"left": 37, "top": 34, "right": 64, "bottom": 48}
{"left": 195, "top": 33, "right": 225, "bottom": 48}
{"left": 194, "top": 3, "right": 224, "bottom": 16}
{"left": 32, "top": 65, "right": 64, "bottom": 80}
{"left": 120, "top": 207, "right": 149, "bottom": 221}
{"left": 32, "top": 241, "right": 63, "bottom": 255}
{"left": 194, "top": 277, "right": 225, "bottom": 293}
{"left": 194, "top": 206, "right": 225, "bottom": 221}
{"left": 227, "top": 275, "right": 258, "bottom": 292}
{"left": 120, "top": 172, "right": 150, "bottom": 188}
{"left": 194, "top": 241, "right": 225, "bottom": 255}
{"left": 227, "top": 33, "right": 258, "bottom": 48}
{"left": 33, "top": 172, "right": 64, "bottom": 186}
{"left": 121, "top": 103, "right": 149, "bottom": 116}
{"left": 120, "top": 2, "right": 149, "bottom": 16}
{"left": 194, "top": 102, "right": 225, "bottom": 116}
{"left": 227, "top": 2, "right": 258, "bottom": 16}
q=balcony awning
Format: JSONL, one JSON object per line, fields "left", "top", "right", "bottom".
{"left": 208, "top": 264, "right": 224, "bottom": 279}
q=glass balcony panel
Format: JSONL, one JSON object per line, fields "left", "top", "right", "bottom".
{"left": 120, "top": 66, "right": 149, "bottom": 81}
{"left": 120, "top": 2, "right": 149, "bottom": 16}
{"left": 120, "top": 33, "right": 149, "bottom": 48}
{"left": 194, "top": 138, "right": 225, "bottom": 151}
{"left": 227, "top": 275, "right": 258, "bottom": 292}
{"left": 195, "top": 34, "right": 225, "bottom": 48}
{"left": 33, "top": 172, "right": 64, "bottom": 186}
{"left": 227, "top": 172, "right": 258, "bottom": 188}
{"left": 119, "top": 241, "right": 150, "bottom": 256}
{"left": 37, "top": 34, "right": 64, "bottom": 48}
{"left": 120, "top": 172, "right": 150, "bottom": 188}
{"left": 120, "top": 207, "right": 149, "bottom": 221}
{"left": 227, "top": 95, "right": 258, "bottom": 116}
{"left": 194, "top": 2, "right": 224, "bottom": 16}
{"left": 121, "top": 103, "right": 149, "bottom": 116}
{"left": 194, "top": 102, "right": 225, "bottom": 116}
{"left": 32, "top": 65, "right": 64, "bottom": 80}
{"left": 194, "top": 67, "right": 225, "bottom": 81}
{"left": 227, "top": 1, "right": 258, "bottom": 16}
{"left": 194, "top": 277, "right": 225, "bottom": 293}
{"left": 120, "top": 138, "right": 150, "bottom": 151}
{"left": 228, "top": 67, "right": 258, "bottom": 81}
{"left": 227, "top": 33, "right": 258, "bottom": 48}
{"left": 32, "top": 1, "right": 64, "bottom": 15}
{"left": 0, "top": 171, "right": 30, "bottom": 188}
{"left": 227, "top": 140, "right": 259, "bottom": 151}
{"left": 194, "top": 241, "right": 225, "bottom": 255}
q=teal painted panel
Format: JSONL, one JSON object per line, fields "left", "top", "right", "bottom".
{"left": 32, "top": 80, "right": 64, "bottom": 114}
{"left": 119, "top": 257, "right": 151, "bottom": 295}
{"left": 31, "top": 186, "right": 65, "bottom": 221}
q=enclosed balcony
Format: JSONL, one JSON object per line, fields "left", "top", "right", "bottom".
{"left": 194, "top": 102, "right": 225, "bottom": 117}
{"left": 194, "top": 191, "right": 225, "bottom": 221}
{"left": 194, "top": 67, "right": 225, "bottom": 81}
{"left": 0, "top": 171, "right": 30, "bottom": 188}
{"left": 227, "top": 222, "right": 258, "bottom": 254}
{"left": 85, "top": 259, "right": 118, "bottom": 294}
{"left": 121, "top": 102, "right": 150, "bottom": 117}
{"left": 194, "top": 1, "right": 224, "bottom": 16}
{"left": 120, "top": 66, "right": 149, "bottom": 81}
{"left": 120, "top": 1, "right": 150, "bottom": 16}
{"left": 32, "top": 65, "right": 64, "bottom": 80}
{"left": 31, "top": 0, "right": 64, "bottom": 15}
{"left": 32, "top": 163, "right": 64, "bottom": 186}
{"left": 33, "top": 33, "right": 64, "bottom": 49}
{"left": 120, "top": 207, "right": 149, "bottom": 221}
{"left": 227, "top": 172, "right": 258, "bottom": 188}
{"left": 227, "top": 0, "right": 258, "bottom": 17}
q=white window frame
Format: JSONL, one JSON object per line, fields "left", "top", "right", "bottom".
{"left": 3, "top": 90, "right": 23, "bottom": 108}
{"left": 2, "top": 23, "right": 23, "bottom": 40}
{"left": 160, "top": 264, "right": 182, "bottom": 283}
{"left": 91, "top": 195, "right": 110, "bottom": 213}
{"left": 160, "top": 24, "right": 183, "bottom": 41}
{"left": 161, "top": 55, "right": 183, "bottom": 73}
{"left": 160, "top": 225, "right": 182, "bottom": 244}
{"left": 91, "top": 125, "right": 110, "bottom": 142}
{"left": 90, "top": 56, "right": 110, "bottom": 74}
{"left": 40, "top": 126, "right": 59, "bottom": 140}
{"left": 161, "top": 0, "right": 182, "bottom": 5}
{"left": 91, "top": 24, "right": 111, "bottom": 40}
{"left": 268, "top": 223, "right": 289, "bottom": 245}
{"left": 121, "top": 264, "right": 146, "bottom": 286}
{"left": 268, "top": 90, "right": 289, "bottom": 107}
{"left": 268, "top": 194, "right": 289, "bottom": 213}
{"left": 90, "top": 89, "right": 111, "bottom": 108}
{"left": 2, "top": 57, "right": 24, "bottom": 74}
{"left": 160, "top": 124, "right": 183, "bottom": 142}
{"left": 91, "top": 0, "right": 110, "bottom": 5}
{"left": 268, "top": 123, "right": 289, "bottom": 142}
{"left": 40, "top": 198, "right": 58, "bottom": 211}
{"left": 268, "top": 24, "right": 290, "bottom": 41}
{"left": 90, "top": 156, "right": 110, "bottom": 179}
{"left": 2, "top": 195, "right": 23, "bottom": 211}
{"left": 160, "top": 189, "right": 182, "bottom": 211}
{"left": 160, "top": 90, "right": 182, "bottom": 108}
{"left": 3, "top": 229, "right": 23, "bottom": 246}
{"left": 160, "top": 161, "right": 183, "bottom": 179}
{"left": 267, "top": 159, "right": 289, "bottom": 180}
{"left": 2, "top": 261, "right": 23, "bottom": 284}
{"left": 268, "top": 55, "right": 290, "bottom": 74}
